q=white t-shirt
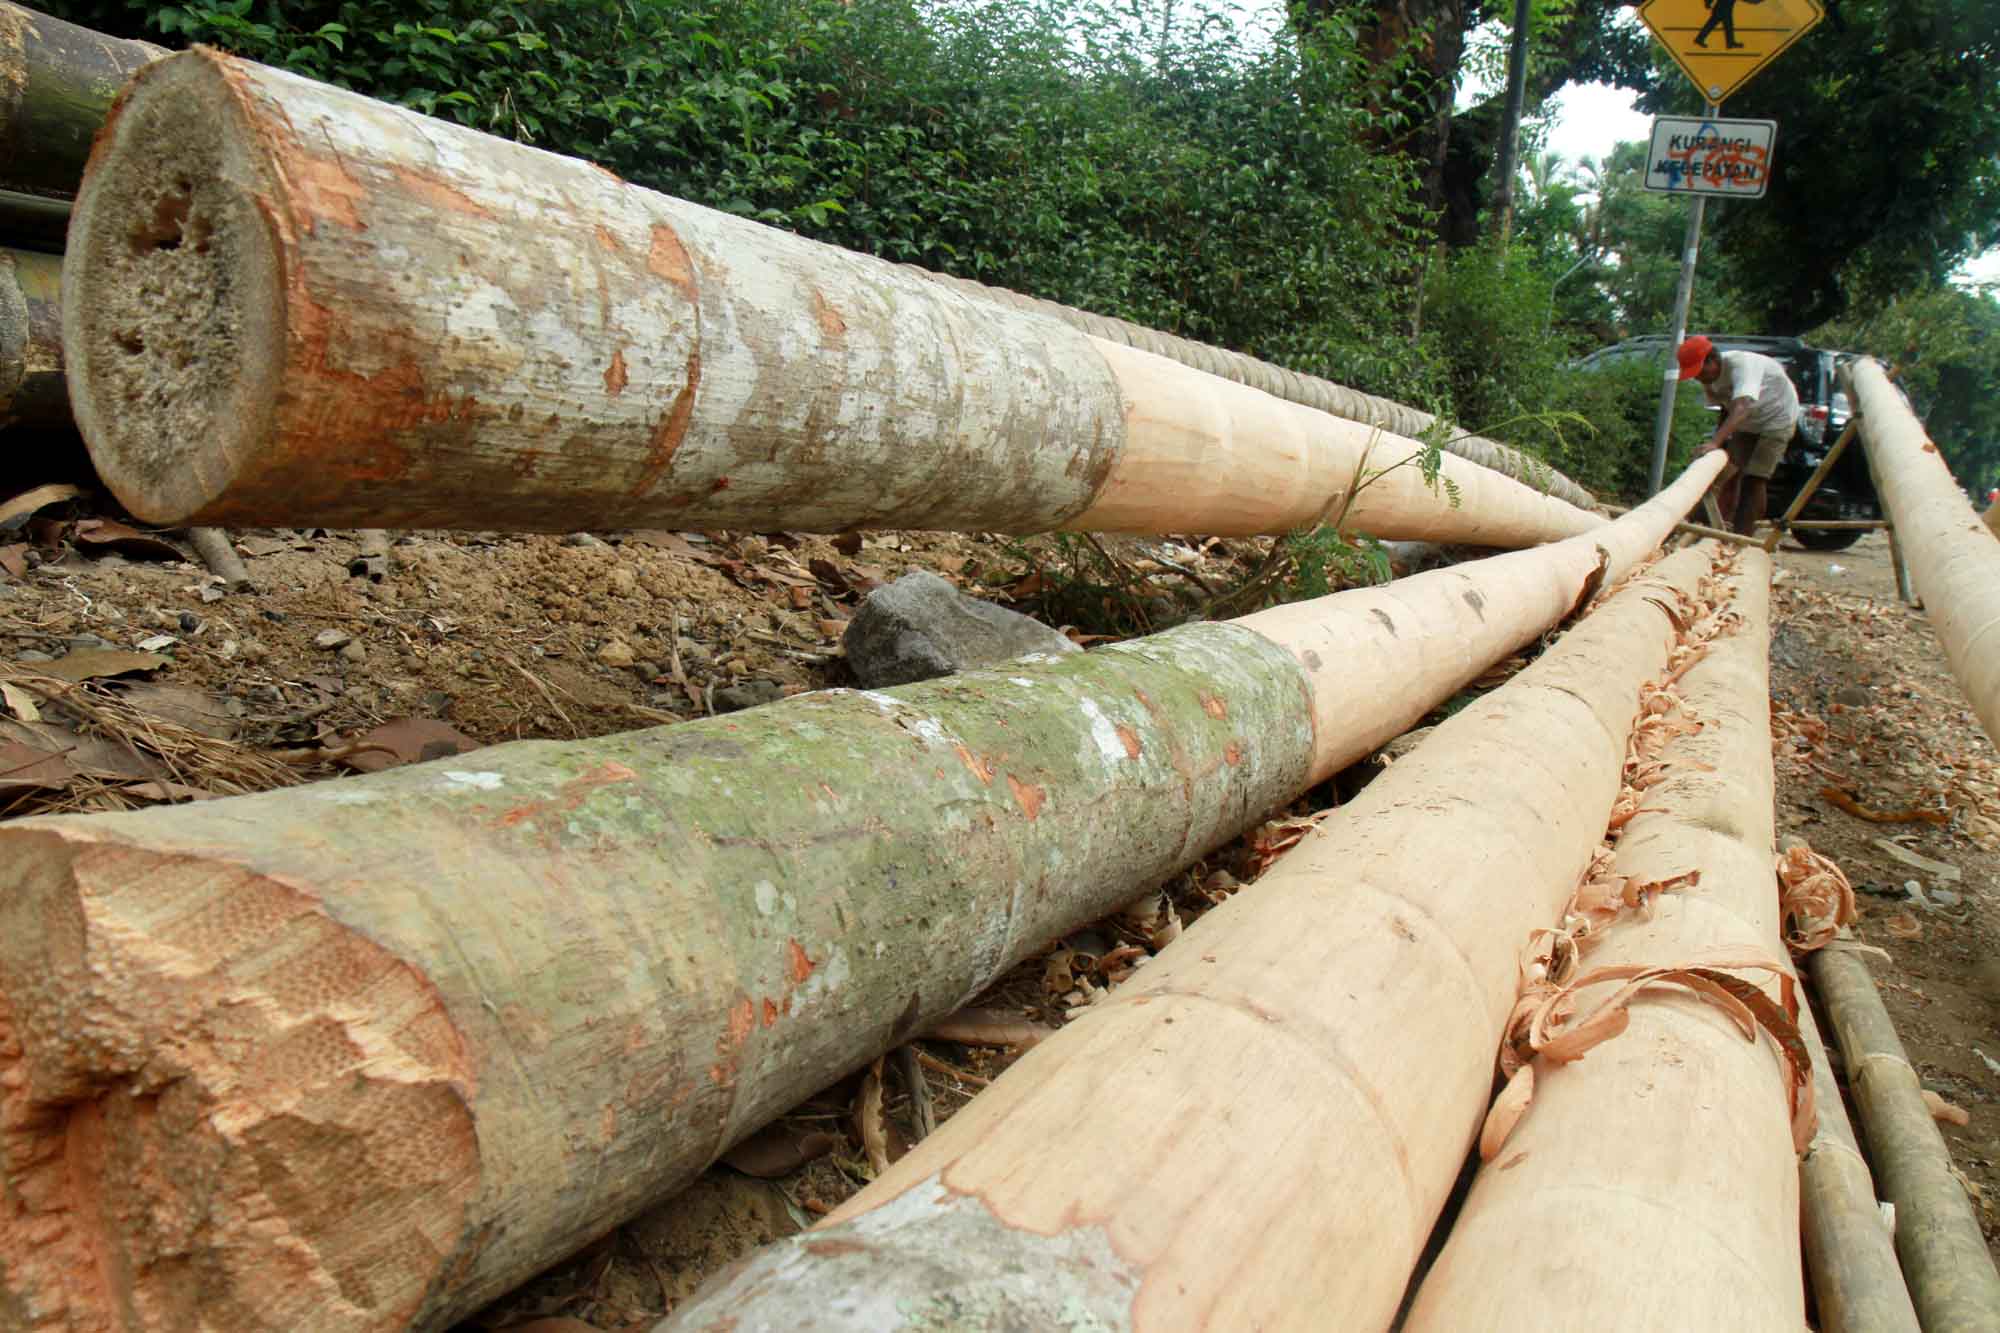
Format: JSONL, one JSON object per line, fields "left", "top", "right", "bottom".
{"left": 1704, "top": 350, "right": 1801, "bottom": 437}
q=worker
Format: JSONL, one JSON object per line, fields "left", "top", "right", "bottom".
{"left": 1678, "top": 334, "right": 1800, "bottom": 536}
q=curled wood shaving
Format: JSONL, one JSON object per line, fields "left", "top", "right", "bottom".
{"left": 1817, "top": 785, "right": 1951, "bottom": 826}
{"left": 1924, "top": 1090, "right": 1971, "bottom": 1127}
{"left": 854, "top": 1056, "right": 889, "bottom": 1177}
{"left": 1776, "top": 842, "right": 1856, "bottom": 954}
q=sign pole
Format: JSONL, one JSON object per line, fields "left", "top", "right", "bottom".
{"left": 1646, "top": 100, "right": 1719, "bottom": 497}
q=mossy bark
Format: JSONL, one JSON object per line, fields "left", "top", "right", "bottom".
{"left": 0, "top": 246, "right": 64, "bottom": 428}
{"left": 0, "top": 626, "right": 1313, "bottom": 1332}
{"left": 0, "top": 3, "right": 163, "bottom": 198}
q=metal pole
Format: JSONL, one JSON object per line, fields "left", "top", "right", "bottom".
{"left": 1646, "top": 102, "right": 1719, "bottom": 496}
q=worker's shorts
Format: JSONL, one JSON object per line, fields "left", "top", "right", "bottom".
{"left": 1723, "top": 430, "right": 1789, "bottom": 481}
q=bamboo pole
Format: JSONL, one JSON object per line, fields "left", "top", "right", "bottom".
{"left": 1844, "top": 358, "right": 2000, "bottom": 744}
{"left": 658, "top": 544, "right": 1723, "bottom": 1333}
{"left": 1797, "top": 983, "right": 1921, "bottom": 1333}
{"left": 1810, "top": 945, "right": 2000, "bottom": 1329}
{"left": 905, "top": 266, "right": 1598, "bottom": 510}
{"left": 0, "top": 245, "right": 64, "bottom": 429}
{"left": 0, "top": 2, "right": 164, "bottom": 199}
{"left": 1764, "top": 415, "right": 1862, "bottom": 551}
{"left": 1406, "top": 551, "right": 1809, "bottom": 1330}
{"left": 0, "top": 185, "right": 69, "bottom": 253}
{"left": 0, "top": 459, "right": 1722, "bottom": 1332}
{"left": 63, "top": 50, "right": 1600, "bottom": 548}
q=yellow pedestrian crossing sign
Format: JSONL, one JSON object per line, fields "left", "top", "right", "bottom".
{"left": 1637, "top": 0, "right": 1825, "bottom": 103}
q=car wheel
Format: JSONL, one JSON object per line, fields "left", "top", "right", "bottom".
{"left": 1794, "top": 526, "right": 1865, "bottom": 552}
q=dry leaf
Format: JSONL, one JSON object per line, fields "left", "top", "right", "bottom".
{"left": 41, "top": 649, "right": 169, "bottom": 682}
{"left": 70, "top": 519, "right": 187, "bottom": 561}
{"left": 0, "top": 681, "right": 40, "bottom": 723}
{"left": 0, "top": 544, "right": 27, "bottom": 579}
{"left": 831, "top": 531, "right": 864, "bottom": 556}
{"left": 787, "top": 585, "right": 813, "bottom": 610}
{"left": 334, "top": 718, "right": 483, "bottom": 773}
{"left": 0, "top": 739, "right": 74, "bottom": 794}
{"left": 815, "top": 618, "right": 848, "bottom": 639}
{"left": 122, "top": 780, "right": 221, "bottom": 803}
{"left": 855, "top": 1056, "right": 890, "bottom": 1176}
{"left": 926, "top": 1008, "right": 1057, "bottom": 1049}
{"left": 0, "top": 483, "right": 83, "bottom": 529}
{"left": 1883, "top": 913, "right": 1924, "bottom": 940}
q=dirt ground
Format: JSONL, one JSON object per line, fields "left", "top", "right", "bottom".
{"left": 0, "top": 487, "right": 1994, "bottom": 1328}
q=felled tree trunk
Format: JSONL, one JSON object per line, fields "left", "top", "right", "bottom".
{"left": 1845, "top": 357, "right": 2000, "bottom": 746}
{"left": 0, "top": 246, "right": 64, "bottom": 428}
{"left": 659, "top": 544, "right": 1723, "bottom": 1333}
{"left": 0, "top": 3, "right": 164, "bottom": 199}
{"left": 1405, "top": 551, "right": 1807, "bottom": 1330}
{"left": 0, "top": 459, "right": 1720, "bottom": 1332}
{"left": 65, "top": 49, "right": 1598, "bottom": 548}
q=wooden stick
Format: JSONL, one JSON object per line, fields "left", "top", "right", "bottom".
{"left": 657, "top": 545, "right": 1724, "bottom": 1332}
{"left": 185, "top": 526, "right": 254, "bottom": 591}
{"left": 1846, "top": 358, "right": 1998, "bottom": 743}
{"left": 65, "top": 50, "right": 1600, "bottom": 550}
{"left": 1764, "top": 415, "right": 1863, "bottom": 552}
{"left": 1886, "top": 521, "right": 1915, "bottom": 605}
{"left": 0, "top": 461, "right": 1724, "bottom": 1331}
{"left": 1810, "top": 945, "right": 2000, "bottom": 1329}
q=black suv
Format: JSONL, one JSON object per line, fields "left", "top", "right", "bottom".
{"left": 1573, "top": 334, "right": 1878, "bottom": 549}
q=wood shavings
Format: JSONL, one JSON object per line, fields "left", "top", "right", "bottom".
{"left": 1776, "top": 841, "right": 1857, "bottom": 953}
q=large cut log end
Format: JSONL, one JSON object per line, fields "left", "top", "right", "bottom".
{"left": 63, "top": 49, "right": 286, "bottom": 525}
{"left": 0, "top": 825, "right": 479, "bottom": 1331}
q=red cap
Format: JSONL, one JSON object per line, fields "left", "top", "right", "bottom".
{"left": 1677, "top": 335, "right": 1713, "bottom": 380}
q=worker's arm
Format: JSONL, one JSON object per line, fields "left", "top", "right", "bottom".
{"left": 1695, "top": 397, "right": 1756, "bottom": 455}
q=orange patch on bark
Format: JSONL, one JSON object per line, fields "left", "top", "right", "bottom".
{"left": 1007, "top": 773, "right": 1045, "bottom": 820}
{"left": 1200, "top": 692, "right": 1228, "bottom": 719}
{"left": 1223, "top": 741, "right": 1243, "bottom": 766}
{"left": 762, "top": 999, "right": 779, "bottom": 1028}
{"left": 954, "top": 744, "right": 995, "bottom": 784}
{"left": 594, "top": 224, "right": 625, "bottom": 253}
{"left": 603, "top": 348, "right": 629, "bottom": 396}
{"left": 497, "top": 762, "right": 639, "bottom": 828}
{"left": 291, "top": 151, "right": 368, "bottom": 233}
{"left": 1115, "top": 724, "right": 1142, "bottom": 759}
{"left": 630, "top": 350, "right": 701, "bottom": 497}
{"left": 813, "top": 288, "right": 846, "bottom": 337}
{"left": 389, "top": 165, "right": 495, "bottom": 220}
{"left": 648, "top": 224, "right": 698, "bottom": 300}
{"left": 728, "top": 997, "right": 756, "bottom": 1045}
{"left": 786, "top": 939, "right": 815, "bottom": 983}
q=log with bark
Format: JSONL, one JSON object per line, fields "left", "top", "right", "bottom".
{"left": 0, "top": 245, "right": 63, "bottom": 429}
{"left": 1845, "top": 357, "right": 2000, "bottom": 747}
{"left": 1405, "top": 550, "right": 1810, "bottom": 1330}
{"left": 0, "top": 3, "right": 164, "bottom": 201}
{"left": 657, "top": 543, "right": 1726, "bottom": 1333}
{"left": 0, "top": 458, "right": 1721, "bottom": 1332}
{"left": 65, "top": 49, "right": 1599, "bottom": 547}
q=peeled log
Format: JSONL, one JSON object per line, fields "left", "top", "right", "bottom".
{"left": 1845, "top": 357, "right": 2000, "bottom": 746}
{"left": 64, "top": 50, "right": 1598, "bottom": 547}
{"left": 0, "top": 246, "right": 65, "bottom": 428}
{"left": 1405, "top": 551, "right": 1806, "bottom": 1329}
{"left": 0, "top": 3, "right": 164, "bottom": 199}
{"left": 0, "top": 460, "right": 1720, "bottom": 1331}
{"left": 660, "top": 544, "right": 1723, "bottom": 1333}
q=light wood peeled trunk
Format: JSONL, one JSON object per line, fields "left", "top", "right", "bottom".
{"left": 64, "top": 50, "right": 1599, "bottom": 547}
{"left": 1845, "top": 357, "right": 2000, "bottom": 746}
{"left": 0, "top": 461, "right": 1721, "bottom": 1332}
{"left": 1405, "top": 550, "right": 1807, "bottom": 1330}
{"left": 658, "top": 544, "right": 1724, "bottom": 1333}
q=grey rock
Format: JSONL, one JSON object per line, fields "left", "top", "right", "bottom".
{"left": 16, "top": 649, "right": 52, "bottom": 663}
{"left": 1930, "top": 887, "right": 1962, "bottom": 909}
{"left": 714, "top": 679, "right": 785, "bottom": 713}
{"left": 338, "top": 640, "right": 368, "bottom": 664}
{"left": 842, "top": 571, "right": 1078, "bottom": 687}
{"left": 561, "top": 532, "right": 608, "bottom": 548}
{"left": 313, "top": 629, "right": 352, "bottom": 650}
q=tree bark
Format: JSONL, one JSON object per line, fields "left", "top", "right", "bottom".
{"left": 0, "top": 458, "right": 1720, "bottom": 1332}
{"left": 0, "top": 2, "right": 164, "bottom": 200}
{"left": 0, "top": 245, "right": 64, "bottom": 429}
{"left": 64, "top": 50, "right": 1598, "bottom": 548}
{"left": 657, "top": 541, "right": 1725, "bottom": 1333}
{"left": 1844, "top": 358, "right": 2000, "bottom": 747}
{"left": 1406, "top": 551, "right": 1807, "bottom": 1330}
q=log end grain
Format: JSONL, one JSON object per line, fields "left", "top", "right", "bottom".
{"left": 63, "top": 49, "right": 285, "bottom": 526}
{"left": 0, "top": 826, "right": 478, "bottom": 1331}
